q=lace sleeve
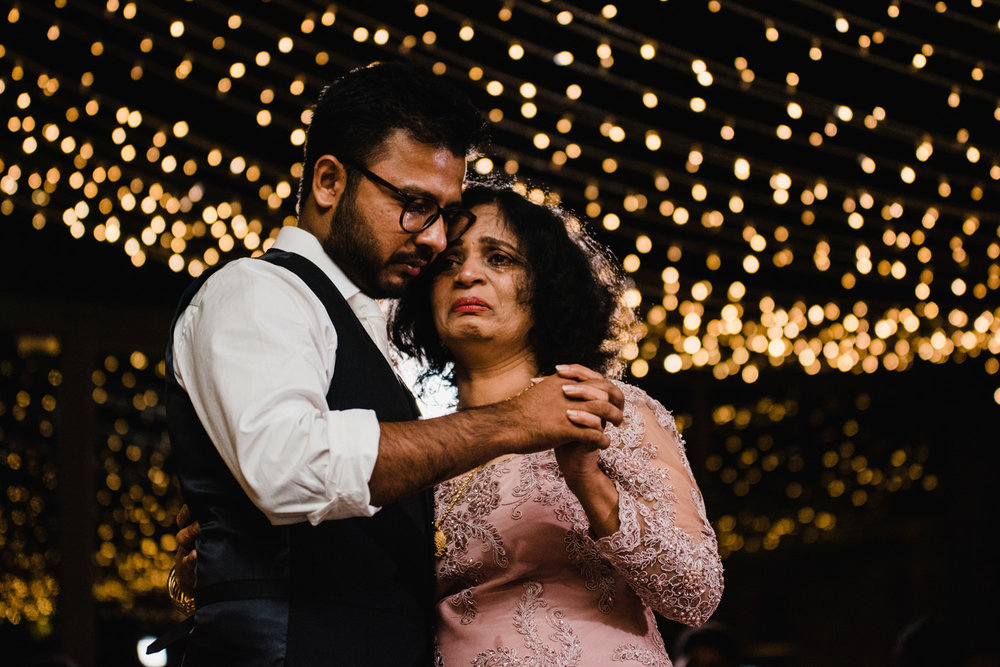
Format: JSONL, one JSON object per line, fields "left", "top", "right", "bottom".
{"left": 592, "top": 382, "right": 724, "bottom": 626}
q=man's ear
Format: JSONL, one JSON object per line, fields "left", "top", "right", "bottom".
{"left": 311, "top": 155, "right": 348, "bottom": 210}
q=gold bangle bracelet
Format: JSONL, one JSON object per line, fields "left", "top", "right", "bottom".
{"left": 167, "top": 565, "right": 196, "bottom": 615}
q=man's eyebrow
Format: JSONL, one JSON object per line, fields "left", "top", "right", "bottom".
{"left": 391, "top": 181, "right": 462, "bottom": 208}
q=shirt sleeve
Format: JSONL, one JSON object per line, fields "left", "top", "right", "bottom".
{"left": 592, "top": 382, "right": 724, "bottom": 626}
{"left": 171, "top": 258, "right": 382, "bottom": 525}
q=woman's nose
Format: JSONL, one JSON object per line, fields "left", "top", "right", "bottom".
{"left": 455, "top": 257, "right": 485, "bottom": 284}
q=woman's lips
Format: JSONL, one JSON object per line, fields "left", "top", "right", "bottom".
{"left": 452, "top": 297, "right": 490, "bottom": 313}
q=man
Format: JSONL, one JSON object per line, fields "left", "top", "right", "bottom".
{"left": 162, "top": 61, "right": 624, "bottom": 665}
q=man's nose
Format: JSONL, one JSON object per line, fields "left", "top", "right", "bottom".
{"left": 414, "top": 216, "right": 447, "bottom": 256}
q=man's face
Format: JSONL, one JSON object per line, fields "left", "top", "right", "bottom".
{"left": 321, "top": 129, "right": 467, "bottom": 298}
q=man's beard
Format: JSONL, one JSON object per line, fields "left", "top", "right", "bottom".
{"left": 321, "top": 185, "right": 434, "bottom": 299}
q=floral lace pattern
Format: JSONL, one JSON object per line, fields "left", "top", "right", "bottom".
{"left": 434, "top": 382, "right": 723, "bottom": 666}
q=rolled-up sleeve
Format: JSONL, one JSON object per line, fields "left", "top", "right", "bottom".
{"left": 172, "top": 258, "right": 382, "bottom": 525}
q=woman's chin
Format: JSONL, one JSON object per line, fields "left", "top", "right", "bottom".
{"left": 441, "top": 326, "right": 494, "bottom": 347}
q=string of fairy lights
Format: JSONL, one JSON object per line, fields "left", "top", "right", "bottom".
{"left": 1, "top": 0, "right": 997, "bottom": 631}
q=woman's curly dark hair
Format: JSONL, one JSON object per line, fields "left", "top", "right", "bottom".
{"left": 389, "top": 178, "right": 635, "bottom": 387}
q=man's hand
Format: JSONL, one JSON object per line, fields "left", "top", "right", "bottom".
{"left": 174, "top": 504, "right": 199, "bottom": 598}
{"left": 502, "top": 364, "right": 623, "bottom": 452}
{"left": 555, "top": 364, "right": 623, "bottom": 430}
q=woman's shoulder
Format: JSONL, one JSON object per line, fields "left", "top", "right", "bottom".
{"left": 607, "top": 379, "right": 685, "bottom": 449}
{"left": 608, "top": 379, "right": 668, "bottom": 411}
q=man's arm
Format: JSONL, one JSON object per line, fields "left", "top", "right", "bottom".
{"left": 369, "top": 366, "right": 624, "bottom": 506}
{"left": 173, "top": 262, "right": 383, "bottom": 524}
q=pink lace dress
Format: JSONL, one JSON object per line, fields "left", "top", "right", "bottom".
{"left": 433, "top": 382, "right": 724, "bottom": 666}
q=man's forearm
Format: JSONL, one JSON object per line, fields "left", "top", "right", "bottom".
{"left": 369, "top": 404, "right": 518, "bottom": 506}
{"left": 368, "top": 370, "right": 625, "bottom": 507}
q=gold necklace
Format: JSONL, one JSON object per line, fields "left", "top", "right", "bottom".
{"left": 433, "top": 382, "right": 533, "bottom": 557}
{"left": 433, "top": 465, "right": 482, "bottom": 557}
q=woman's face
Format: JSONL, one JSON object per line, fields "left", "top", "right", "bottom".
{"left": 430, "top": 202, "right": 534, "bottom": 357}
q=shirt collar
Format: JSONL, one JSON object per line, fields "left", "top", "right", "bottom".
{"left": 270, "top": 225, "right": 364, "bottom": 303}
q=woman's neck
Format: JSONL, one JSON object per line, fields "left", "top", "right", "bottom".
{"left": 453, "top": 351, "right": 539, "bottom": 410}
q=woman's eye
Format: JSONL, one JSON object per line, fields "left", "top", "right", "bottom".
{"left": 437, "top": 254, "right": 462, "bottom": 270}
{"left": 488, "top": 253, "right": 513, "bottom": 266}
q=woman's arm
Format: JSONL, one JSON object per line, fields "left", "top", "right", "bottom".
{"left": 567, "top": 381, "right": 724, "bottom": 626}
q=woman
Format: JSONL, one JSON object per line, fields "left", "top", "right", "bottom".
{"left": 171, "top": 181, "right": 723, "bottom": 665}
{"left": 390, "top": 181, "right": 723, "bottom": 665}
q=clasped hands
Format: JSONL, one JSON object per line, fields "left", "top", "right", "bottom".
{"left": 507, "top": 364, "right": 623, "bottom": 494}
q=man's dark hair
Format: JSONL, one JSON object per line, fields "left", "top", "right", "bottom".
{"left": 389, "top": 177, "right": 633, "bottom": 388}
{"left": 297, "top": 60, "right": 489, "bottom": 210}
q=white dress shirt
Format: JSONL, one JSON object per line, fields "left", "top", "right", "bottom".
{"left": 171, "top": 225, "right": 387, "bottom": 525}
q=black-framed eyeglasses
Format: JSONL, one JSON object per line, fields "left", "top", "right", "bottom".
{"left": 343, "top": 160, "right": 476, "bottom": 240}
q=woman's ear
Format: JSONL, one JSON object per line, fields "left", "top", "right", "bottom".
{"left": 311, "top": 155, "right": 347, "bottom": 210}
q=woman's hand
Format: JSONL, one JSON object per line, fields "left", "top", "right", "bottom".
{"left": 174, "top": 504, "right": 199, "bottom": 597}
{"left": 553, "top": 440, "right": 604, "bottom": 488}
{"left": 546, "top": 366, "right": 623, "bottom": 537}
{"left": 555, "top": 440, "right": 621, "bottom": 538}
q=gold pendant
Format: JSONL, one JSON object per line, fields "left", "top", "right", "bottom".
{"left": 433, "top": 527, "right": 447, "bottom": 557}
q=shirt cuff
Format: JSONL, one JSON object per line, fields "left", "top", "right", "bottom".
{"left": 305, "top": 408, "right": 381, "bottom": 525}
